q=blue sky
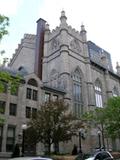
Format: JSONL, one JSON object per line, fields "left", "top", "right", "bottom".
{"left": 0, "top": 0, "right": 120, "bottom": 70}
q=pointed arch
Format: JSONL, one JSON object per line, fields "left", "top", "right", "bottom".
{"left": 72, "top": 66, "right": 84, "bottom": 80}
{"left": 94, "top": 78, "right": 103, "bottom": 107}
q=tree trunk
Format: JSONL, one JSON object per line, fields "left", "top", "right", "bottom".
{"left": 48, "top": 142, "right": 51, "bottom": 155}
{"left": 54, "top": 142, "right": 59, "bottom": 154}
{"left": 44, "top": 142, "right": 51, "bottom": 155}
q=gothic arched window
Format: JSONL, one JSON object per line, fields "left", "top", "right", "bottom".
{"left": 72, "top": 69, "right": 83, "bottom": 117}
{"left": 95, "top": 79, "right": 103, "bottom": 107}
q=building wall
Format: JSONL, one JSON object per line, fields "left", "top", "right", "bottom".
{"left": 42, "top": 11, "right": 120, "bottom": 152}
{"left": 1, "top": 11, "right": 120, "bottom": 157}
{"left": 0, "top": 74, "right": 39, "bottom": 157}
{"left": 9, "top": 34, "right": 36, "bottom": 74}
{"left": 0, "top": 72, "right": 65, "bottom": 157}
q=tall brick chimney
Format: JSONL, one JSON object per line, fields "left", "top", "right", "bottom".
{"left": 34, "top": 18, "right": 46, "bottom": 80}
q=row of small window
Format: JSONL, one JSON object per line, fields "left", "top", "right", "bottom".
{"left": 0, "top": 85, "right": 38, "bottom": 101}
{"left": 45, "top": 92, "right": 58, "bottom": 102}
{"left": 0, "top": 101, "right": 37, "bottom": 119}
{"left": 0, "top": 125, "right": 15, "bottom": 152}
{"left": 26, "top": 88, "right": 38, "bottom": 101}
{"left": 0, "top": 101, "right": 17, "bottom": 116}
{"left": 26, "top": 106, "right": 37, "bottom": 119}
{"left": 0, "top": 81, "right": 18, "bottom": 96}
{"left": 2, "top": 86, "right": 59, "bottom": 103}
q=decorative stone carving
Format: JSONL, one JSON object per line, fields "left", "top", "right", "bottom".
{"left": 70, "top": 38, "right": 81, "bottom": 53}
{"left": 51, "top": 38, "right": 60, "bottom": 51}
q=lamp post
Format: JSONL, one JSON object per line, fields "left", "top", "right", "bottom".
{"left": 79, "top": 129, "right": 82, "bottom": 153}
{"left": 97, "top": 130, "right": 101, "bottom": 151}
{"left": 21, "top": 124, "right": 27, "bottom": 157}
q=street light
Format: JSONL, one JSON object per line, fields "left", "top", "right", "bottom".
{"left": 97, "top": 130, "right": 101, "bottom": 151}
{"left": 21, "top": 124, "right": 27, "bottom": 157}
{"left": 79, "top": 129, "right": 82, "bottom": 153}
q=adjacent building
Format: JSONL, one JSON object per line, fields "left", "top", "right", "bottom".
{"left": 0, "top": 11, "right": 120, "bottom": 157}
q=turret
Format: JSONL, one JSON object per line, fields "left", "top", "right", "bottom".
{"left": 60, "top": 10, "right": 67, "bottom": 27}
{"left": 101, "top": 52, "right": 107, "bottom": 66}
{"left": 80, "top": 24, "right": 87, "bottom": 42}
{"left": 116, "top": 62, "right": 120, "bottom": 75}
{"left": 45, "top": 23, "right": 50, "bottom": 33}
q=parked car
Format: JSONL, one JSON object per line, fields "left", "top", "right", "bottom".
{"left": 85, "top": 151, "right": 113, "bottom": 160}
{"left": 9, "top": 157, "right": 53, "bottom": 160}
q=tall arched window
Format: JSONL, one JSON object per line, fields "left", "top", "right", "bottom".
{"left": 113, "top": 86, "right": 118, "bottom": 97}
{"left": 73, "top": 69, "right": 83, "bottom": 117}
{"left": 95, "top": 80, "right": 103, "bottom": 107}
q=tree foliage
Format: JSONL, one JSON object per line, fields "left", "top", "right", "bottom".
{"left": 0, "top": 71, "right": 22, "bottom": 93}
{"left": 82, "top": 108, "right": 106, "bottom": 131}
{"left": 82, "top": 108, "right": 107, "bottom": 149}
{"left": 0, "top": 71, "right": 22, "bottom": 123}
{"left": 26, "top": 100, "right": 82, "bottom": 154}
{"left": 82, "top": 96, "right": 120, "bottom": 148}
{"left": 0, "top": 14, "right": 9, "bottom": 41}
{"left": 105, "top": 97, "right": 120, "bottom": 138}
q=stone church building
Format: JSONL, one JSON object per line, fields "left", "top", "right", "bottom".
{"left": 0, "top": 11, "right": 120, "bottom": 157}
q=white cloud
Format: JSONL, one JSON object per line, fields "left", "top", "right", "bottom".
{"left": 0, "top": 0, "right": 23, "bottom": 16}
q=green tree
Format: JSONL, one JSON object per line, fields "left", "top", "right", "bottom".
{"left": 0, "top": 14, "right": 9, "bottom": 41}
{"left": 0, "top": 71, "right": 21, "bottom": 93}
{"left": 82, "top": 108, "right": 107, "bottom": 149}
{"left": 0, "top": 14, "right": 22, "bottom": 124}
{"left": 0, "top": 71, "right": 22, "bottom": 124}
{"left": 105, "top": 97, "right": 120, "bottom": 139}
{"left": 0, "top": 14, "right": 21, "bottom": 93}
{"left": 26, "top": 100, "right": 82, "bottom": 154}
{"left": 0, "top": 14, "right": 9, "bottom": 57}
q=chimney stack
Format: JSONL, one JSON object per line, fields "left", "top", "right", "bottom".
{"left": 34, "top": 18, "right": 46, "bottom": 80}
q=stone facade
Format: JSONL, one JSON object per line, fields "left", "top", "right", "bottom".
{"left": 9, "top": 34, "right": 36, "bottom": 74}
{"left": 0, "top": 11, "right": 120, "bottom": 157}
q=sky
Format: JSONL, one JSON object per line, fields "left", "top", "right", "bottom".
{"left": 0, "top": 0, "right": 120, "bottom": 70}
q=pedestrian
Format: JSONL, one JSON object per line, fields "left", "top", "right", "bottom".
{"left": 11, "top": 143, "right": 20, "bottom": 158}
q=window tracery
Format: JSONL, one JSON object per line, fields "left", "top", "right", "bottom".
{"left": 72, "top": 69, "right": 83, "bottom": 117}
{"left": 95, "top": 79, "right": 103, "bottom": 107}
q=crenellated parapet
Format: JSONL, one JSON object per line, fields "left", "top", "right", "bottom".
{"left": 44, "top": 10, "right": 86, "bottom": 43}
{"left": 9, "top": 34, "right": 36, "bottom": 66}
{"left": 24, "top": 33, "right": 36, "bottom": 39}
{"left": 43, "top": 10, "right": 87, "bottom": 58}
{"left": 21, "top": 34, "right": 36, "bottom": 45}
{"left": 45, "top": 23, "right": 84, "bottom": 43}
{"left": 67, "top": 25, "right": 82, "bottom": 40}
